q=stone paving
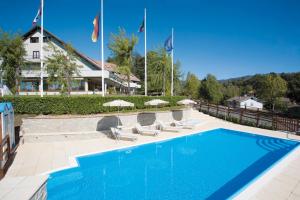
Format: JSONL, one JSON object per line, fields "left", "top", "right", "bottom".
{"left": 1, "top": 110, "right": 300, "bottom": 200}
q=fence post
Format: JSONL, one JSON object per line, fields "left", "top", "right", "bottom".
{"left": 0, "top": 118, "right": 2, "bottom": 163}
{"left": 272, "top": 112, "right": 275, "bottom": 130}
{"left": 7, "top": 136, "right": 10, "bottom": 158}
{"left": 240, "top": 108, "right": 244, "bottom": 123}
{"left": 256, "top": 108, "right": 260, "bottom": 127}
{"left": 227, "top": 106, "right": 230, "bottom": 120}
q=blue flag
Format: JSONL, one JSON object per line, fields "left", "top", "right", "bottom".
{"left": 164, "top": 35, "right": 173, "bottom": 52}
{"left": 138, "top": 20, "right": 144, "bottom": 33}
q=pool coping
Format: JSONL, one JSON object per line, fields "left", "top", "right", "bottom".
{"left": 41, "top": 127, "right": 300, "bottom": 199}
{"left": 41, "top": 127, "right": 218, "bottom": 175}
{"left": 232, "top": 140, "right": 300, "bottom": 199}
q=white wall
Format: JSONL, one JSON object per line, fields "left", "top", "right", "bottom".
{"left": 23, "top": 31, "right": 109, "bottom": 78}
{"left": 240, "top": 99, "right": 263, "bottom": 110}
{"left": 22, "top": 29, "right": 140, "bottom": 89}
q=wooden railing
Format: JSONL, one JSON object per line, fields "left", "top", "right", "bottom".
{"left": 0, "top": 135, "right": 11, "bottom": 179}
{"left": 196, "top": 101, "right": 300, "bottom": 133}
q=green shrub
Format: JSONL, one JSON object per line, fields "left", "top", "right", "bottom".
{"left": 0, "top": 95, "right": 185, "bottom": 115}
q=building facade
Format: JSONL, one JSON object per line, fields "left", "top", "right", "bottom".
{"left": 19, "top": 26, "right": 140, "bottom": 95}
{"left": 227, "top": 96, "right": 263, "bottom": 110}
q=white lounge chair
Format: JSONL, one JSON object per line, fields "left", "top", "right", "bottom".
{"left": 171, "top": 121, "right": 194, "bottom": 129}
{"left": 172, "top": 119, "right": 204, "bottom": 129}
{"left": 135, "top": 124, "right": 160, "bottom": 136}
{"left": 182, "top": 119, "right": 202, "bottom": 124}
{"left": 155, "top": 121, "right": 179, "bottom": 132}
{"left": 110, "top": 127, "right": 137, "bottom": 141}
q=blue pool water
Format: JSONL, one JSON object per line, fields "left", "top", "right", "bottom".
{"left": 47, "top": 128, "right": 299, "bottom": 200}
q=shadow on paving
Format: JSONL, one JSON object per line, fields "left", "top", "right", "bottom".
{"left": 96, "top": 116, "right": 122, "bottom": 131}
{"left": 137, "top": 112, "right": 156, "bottom": 126}
{"left": 172, "top": 110, "right": 183, "bottom": 121}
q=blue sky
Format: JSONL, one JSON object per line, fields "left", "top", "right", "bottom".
{"left": 1, "top": 0, "right": 300, "bottom": 79}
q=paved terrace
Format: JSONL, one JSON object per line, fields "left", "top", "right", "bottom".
{"left": 1, "top": 110, "right": 300, "bottom": 200}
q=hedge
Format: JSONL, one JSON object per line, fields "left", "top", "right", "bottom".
{"left": 0, "top": 95, "right": 186, "bottom": 115}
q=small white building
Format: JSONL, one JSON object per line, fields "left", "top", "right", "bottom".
{"left": 17, "top": 26, "right": 141, "bottom": 95}
{"left": 227, "top": 96, "right": 263, "bottom": 110}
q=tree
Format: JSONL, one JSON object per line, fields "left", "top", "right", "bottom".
{"left": 0, "top": 29, "right": 26, "bottom": 94}
{"left": 44, "top": 43, "right": 81, "bottom": 96}
{"left": 132, "top": 52, "right": 144, "bottom": 81}
{"left": 200, "top": 74, "right": 223, "bottom": 104}
{"left": 146, "top": 50, "right": 163, "bottom": 94}
{"left": 242, "top": 85, "right": 254, "bottom": 96}
{"left": 281, "top": 72, "right": 300, "bottom": 103}
{"left": 147, "top": 48, "right": 182, "bottom": 96}
{"left": 222, "top": 83, "right": 240, "bottom": 100}
{"left": 108, "top": 28, "right": 138, "bottom": 95}
{"left": 256, "top": 74, "right": 287, "bottom": 111}
{"left": 183, "top": 72, "right": 200, "bottom": 99}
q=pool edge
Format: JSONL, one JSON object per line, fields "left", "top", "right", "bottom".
{"left": 231, "top": 143, "right": 300, "bottom": 200}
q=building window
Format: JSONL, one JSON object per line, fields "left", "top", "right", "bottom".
{"left": 20, "top": 80, "right": 39, "bottom": 92}
{"left": 32, "top": 51, "right": 40, "bottom": 59}
{"left": 48, "top": 82, "right": 61, "bottom": 91}
{"left": 30, "top": 37, "right": 39, "bottom": 43}
{"left": 71, "top": 80, "right": 85, "bottom": 91}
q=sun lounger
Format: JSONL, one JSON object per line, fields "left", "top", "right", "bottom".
{"left": 172, "top": 119, "right": 204, "bottom": 129}
{"left": 135, "top": 124, "right": 160, "bottom": 136}
{"left": 181, "top": 119, "right": 202, "bottom": 125}
{"left": 110, "top": 127, "right": 137, "bottom": 141}
{"left": 155, "top": 121, "right": 179, "bottom": 132}
{"left": 171, "top": 121, "right": 194, "bottom": 129}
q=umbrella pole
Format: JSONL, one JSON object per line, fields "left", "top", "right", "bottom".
{"left": 118, "top": 106, "right": 119, "bottom": 127}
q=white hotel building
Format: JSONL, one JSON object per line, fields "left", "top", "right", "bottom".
{"left": 18, "top": 26, "right": 141, "bottom": 95}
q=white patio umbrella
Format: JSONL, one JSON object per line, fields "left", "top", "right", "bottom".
{"left": 144, "top": 99, "right": 169, "bottom": 106}
{"left": 144, "top": 99, "right": 169, "bottom": 122}
{"left": 177, "top": 99, "right": 197, "bottom": 120}
{"left": 177, "top": 99, "right": 197, "bottom": 105}
{"left": 103, "top": 100, "right": 134, "bottom": 126}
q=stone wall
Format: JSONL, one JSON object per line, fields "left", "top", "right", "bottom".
{"left": 21, "top": 109, "right": 192, "bottom": 142}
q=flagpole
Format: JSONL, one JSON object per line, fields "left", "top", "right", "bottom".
{"left": 40, "top": 0, "right": 44, "bottom": 97}
{"left": 101, "top": 0, "right": 105, "bottom": 97}
{"left": 171, "top": 28, "right": 174, "bottom": 96}
{"left": 144, "top": 8, "right": 147, "bottom": 96}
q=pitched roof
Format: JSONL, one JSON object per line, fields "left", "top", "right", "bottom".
{"left": 22, "top": 26, "right": 140, "bottom": 82}
{"left": 23, "top": 26, "right": 100, "bottom": 70}
{"left": 93, "top": 60, "right": 140, "bottom": 82}
{"left": 227, "top": 96, "right": 260, "bottom": 103}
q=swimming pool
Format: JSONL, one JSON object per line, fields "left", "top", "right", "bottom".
{"left": 47, "top": 128, "right": 299, "bottom": 200}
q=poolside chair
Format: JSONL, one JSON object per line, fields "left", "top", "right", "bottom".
{"left": 110, "top": 127, "right": 137, "bottom": 141}
{"left": 155, "top": 121, "right": 180, "bottom": 132}
{"left": 172, "top": 119, "right": 204, "bottom": 129}
{"left": 171, "top": 121, "right": 194, "bottom": 129}
{"left": 182, "top": 119, "right": 202, "bottom": 124}
{"left": 135, "top": 124, "right": 160, "bottom": 136}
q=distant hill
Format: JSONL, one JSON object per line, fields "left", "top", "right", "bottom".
{"left": 219, "top": 72, "right": 299, "bottom": 83}
{"left": 219, "top": 75, "right": 252, "bottom": 83}
{"left": 218, "top": 72, "right": 300, "bottom": 103}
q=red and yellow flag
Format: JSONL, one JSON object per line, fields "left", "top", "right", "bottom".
{"left": 91, "top": 15, "right": 99, "bottom": 42}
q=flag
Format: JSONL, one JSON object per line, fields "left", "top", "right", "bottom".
{"left": 138, "top": 20, "right": 144, "bottom": 33}
{"left": 164, "top": 35, "right": 173, "bottom": 52}
{"left": 92, "top": 14, "right": 99, "bottom": 42}
{"left": 32, "top": 4, "right": 42, "bottom": 26}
